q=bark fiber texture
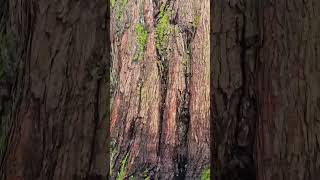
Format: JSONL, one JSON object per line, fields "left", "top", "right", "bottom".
{"left": 110, "top": 0, "right": 210, "bottom": 179}
{"left": 212, "top": 0, "right": 258, "bottom": 179}
{"left": 0, "top": 0, "right": 319, "bottom": 180}
{"left": 256, "top": 0, "right": 320, "bottom": 180}
{"left": 0, "top": 1, "right": 109, "bottom": 180}
{"left": 213, "top": 0, "right": 320, "bottom": 180}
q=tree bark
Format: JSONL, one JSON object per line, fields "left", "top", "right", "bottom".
{"left": 213, "top": 0, "right": 320, "bottom": 180}
{"left": 0, "top": 0, "right": 11, "bottom": 159}
{"left": 212, "top": 0, "right": 258, "bottom": 179}
{"left": 0, "top": 0, "right": 109, "bottom": 180}
{"left": 256, "top": 0, "right": 320, "bottom": 179}
{"left": 110, "top": 0, "right": 210, "bottom": 179}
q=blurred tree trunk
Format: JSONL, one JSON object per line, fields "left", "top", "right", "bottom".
{"left": 110, "top": 0, "right": 210, "bottom": 179}
{"left": 256, "top": 0, "right": 320, "bottom": 179}
{"left": 0, "top": 0, "right": 12, "bottom": 158}
{"left": 213, "top": 0, "right": 320, "bottom": 180}
{"left": 0, "top": 0, "right": 109, "bottom": 180}
{"left": 212, "top": 0, "right": 258, "bottom": 179}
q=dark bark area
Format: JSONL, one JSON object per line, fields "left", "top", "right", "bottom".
{"left": 0, "top": 0, "right": 15, "bottom": 160}
{"left": 0, "top": 1, "right": 109, "bottom": 180}
{"left": 212, "top": 1, "right": 258, "bottom": 179}
{"left": 256, "top": 0, "right": 320, "bottom": 179}
{"left": 110, "top": 0, "right": 209, "bottom": 179}
{"left": 213, "top": 0, "right": 320, "bottom": 180}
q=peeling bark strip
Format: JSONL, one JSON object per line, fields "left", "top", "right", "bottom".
{"left": 110, "top": 0, "right": 210, "bottom": 179}
{"left": 0, "top": 0, "right": 109, "bottom": 180}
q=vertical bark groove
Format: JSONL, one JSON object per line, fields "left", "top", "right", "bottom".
{"left": 110, "top": 0, "right": 209, "bottom": 179}
{"left": 213, "top": 0, "right": 320, "bottom": 180}
{"left": 212, "top": 1, "right": 258, "bottom": 179}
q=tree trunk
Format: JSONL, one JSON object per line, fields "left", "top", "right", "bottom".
{"left": 110, "top": 0, "right": 210, "bottom": 179}
{"left": 0, "top": 0, "right": 12, "bottom": 159}
{"left": 256, "top": 0, "right": 320, "bottom": 179}
{"left": 213, "top": 0, "right": 320, "bottom": 180}
{"left": 0, "top": 1, "right": 109, "bottom": 180}
{"left": 212, "top": 0, "right": 258, "bottom": 179}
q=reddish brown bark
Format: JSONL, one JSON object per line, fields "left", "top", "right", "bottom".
{"left": 213, "top": 0, "right": 320, "bottom": 180}
{"left": 110, "top": 0, "right": 210, "bottom": 179}
{"left": 0, "top": 0, "right": 109, "bottom": 180}
{"left": 256, "top": 0, "right": 320, "bottom": 179}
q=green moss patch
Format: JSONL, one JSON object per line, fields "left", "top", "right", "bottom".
{"left": 110, "top": 0, "right": 116, "bottom": 8}
{"left": 117, "top": 154, "right": 129, "bottom": 180}
{"left": 200, "top": 168, "right": 210, "bottom": 180}
{"left": 155, "top": 4, "right": 171, "bottom": 55}
{"left": 134, "top": 23, "right": 148, "bottom": 61}
{"left": 192, "top": 14, "right": 201, "bottom": 28}
{"left": 115, "top": 0, "right": 127, "bottom": 20}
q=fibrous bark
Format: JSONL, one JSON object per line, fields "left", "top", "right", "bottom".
{"left": 212, "top": 0, "right": 258, "bottom": 179}
{"left": 213, "top": 0, "right": 320, "bottom": 180}
{"left": 256, "top": 0, "right": 320, "bottom": 179}
{"left": 110, "top": 0, "right": 210, "bottom": 179}
{"left": 0, "top": 1, "right": 109, "bottom": 180}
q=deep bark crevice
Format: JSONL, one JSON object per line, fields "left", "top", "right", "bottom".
{"left": 213, "top": 1, "right": 259, "bottom": 180}
{"left": 111, "top": 0, "right": 210, "bottom": 178}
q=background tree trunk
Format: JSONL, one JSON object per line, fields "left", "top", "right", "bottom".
{"left": 110, "top": 0, "right": 210, "bottom": 179}
{"left": 213, "top": 0, "right": 320, "bottom": 180}
{"left": 212, "top": 0, "right": 258, "bottom": 179}
{"left": 0, "top": 0, "right": 109, "bottom": 180}
{"left": 0, "top": 0, "right": 13, "bottom": 159}
{"left": 256, "top": 0, "right": 320, "bottom": 179}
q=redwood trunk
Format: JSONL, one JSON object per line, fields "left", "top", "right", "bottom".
{"left": 256, "top": 0, "right": 320, "bottom": 179}
{"left": 213, "top": 0, "right": 320, "bottom": 180}
{"left": 110, "top": 0, "right": 210, "bottom": 179}
{"left": 0, "top": 1, "right": 109, "bottom": 179}
{"left": 212, "top": 0, "right": 258, "bottom": 179}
